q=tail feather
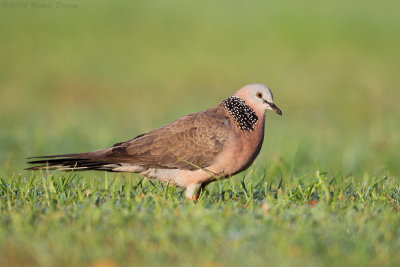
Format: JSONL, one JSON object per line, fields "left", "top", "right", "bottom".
{"left": 26, "top": 153, "right": 118, "bottom": 171}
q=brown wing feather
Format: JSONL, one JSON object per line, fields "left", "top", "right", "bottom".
{"left": 106, "top": 105, "right": 231, "bottom": 170}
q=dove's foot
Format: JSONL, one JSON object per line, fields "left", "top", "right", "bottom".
{"left": 185, "top": 184, "right": 202, "bottom": 200}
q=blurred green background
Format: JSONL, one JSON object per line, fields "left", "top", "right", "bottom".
{"left": 1, "top": 0, "right": 399, "bottom": 178}
{"left": 1, "top": 1, "right": 400, "bottom": 266}
{"left": 1, "top": 0, "right": 399, "bottom": 177}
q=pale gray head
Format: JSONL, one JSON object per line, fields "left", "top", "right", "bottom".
{"left": 234, "top": 84, "right": 282, "bottom": 116}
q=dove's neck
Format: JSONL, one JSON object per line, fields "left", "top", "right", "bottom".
{"left": 222, "top": 96, "right": 259, "bottom": 132}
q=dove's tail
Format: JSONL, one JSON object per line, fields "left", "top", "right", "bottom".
{"left": 26, "top": 149, "right": 121, "bottom": 172}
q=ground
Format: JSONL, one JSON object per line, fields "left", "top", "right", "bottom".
{"left": 1, "top": 1, "right": 399, "bottom": 266}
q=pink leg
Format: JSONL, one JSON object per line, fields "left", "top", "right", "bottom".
{"left": 185, "top": 184, "right": 202, "bottom": 200}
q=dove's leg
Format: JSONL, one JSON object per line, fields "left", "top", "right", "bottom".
{"left": 185, "top": 184, "right": 202, "bottom": 200}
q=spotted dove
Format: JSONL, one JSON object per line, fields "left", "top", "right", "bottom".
{"left": 27, "top": 84, "right": 282, "bottom": 199}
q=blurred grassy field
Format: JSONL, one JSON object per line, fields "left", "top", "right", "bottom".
{"left": 1, "top": 0, "right": 400, "bottom": 266}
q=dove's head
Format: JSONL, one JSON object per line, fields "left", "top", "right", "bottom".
{"left": 234, "top": 84, "right": 282, "bottom": 116}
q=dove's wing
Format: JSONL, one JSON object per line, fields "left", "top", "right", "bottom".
{"left": 109, "top": 106, "right": 231, "bottom": 170}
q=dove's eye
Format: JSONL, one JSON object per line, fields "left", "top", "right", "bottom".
{"left": 256, "top": 92, "right": 263, "bottom": 98}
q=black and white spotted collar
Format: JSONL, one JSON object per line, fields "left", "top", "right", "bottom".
{"left": 222, "top": 96, "right": 258, "bottom": 131}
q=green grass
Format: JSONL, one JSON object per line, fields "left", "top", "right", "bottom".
{"left": 1, "top": 171, "right": 400, "bottom": 266}
{"left": 1, "top": 0, "right": 400, "bottom": 266}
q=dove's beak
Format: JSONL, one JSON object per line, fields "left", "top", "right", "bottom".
{"left": 263, "top": 100, "right": 282, "bottom": 116}
{"left": 271, "top": 103, "right": 282, "bottom": 116}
